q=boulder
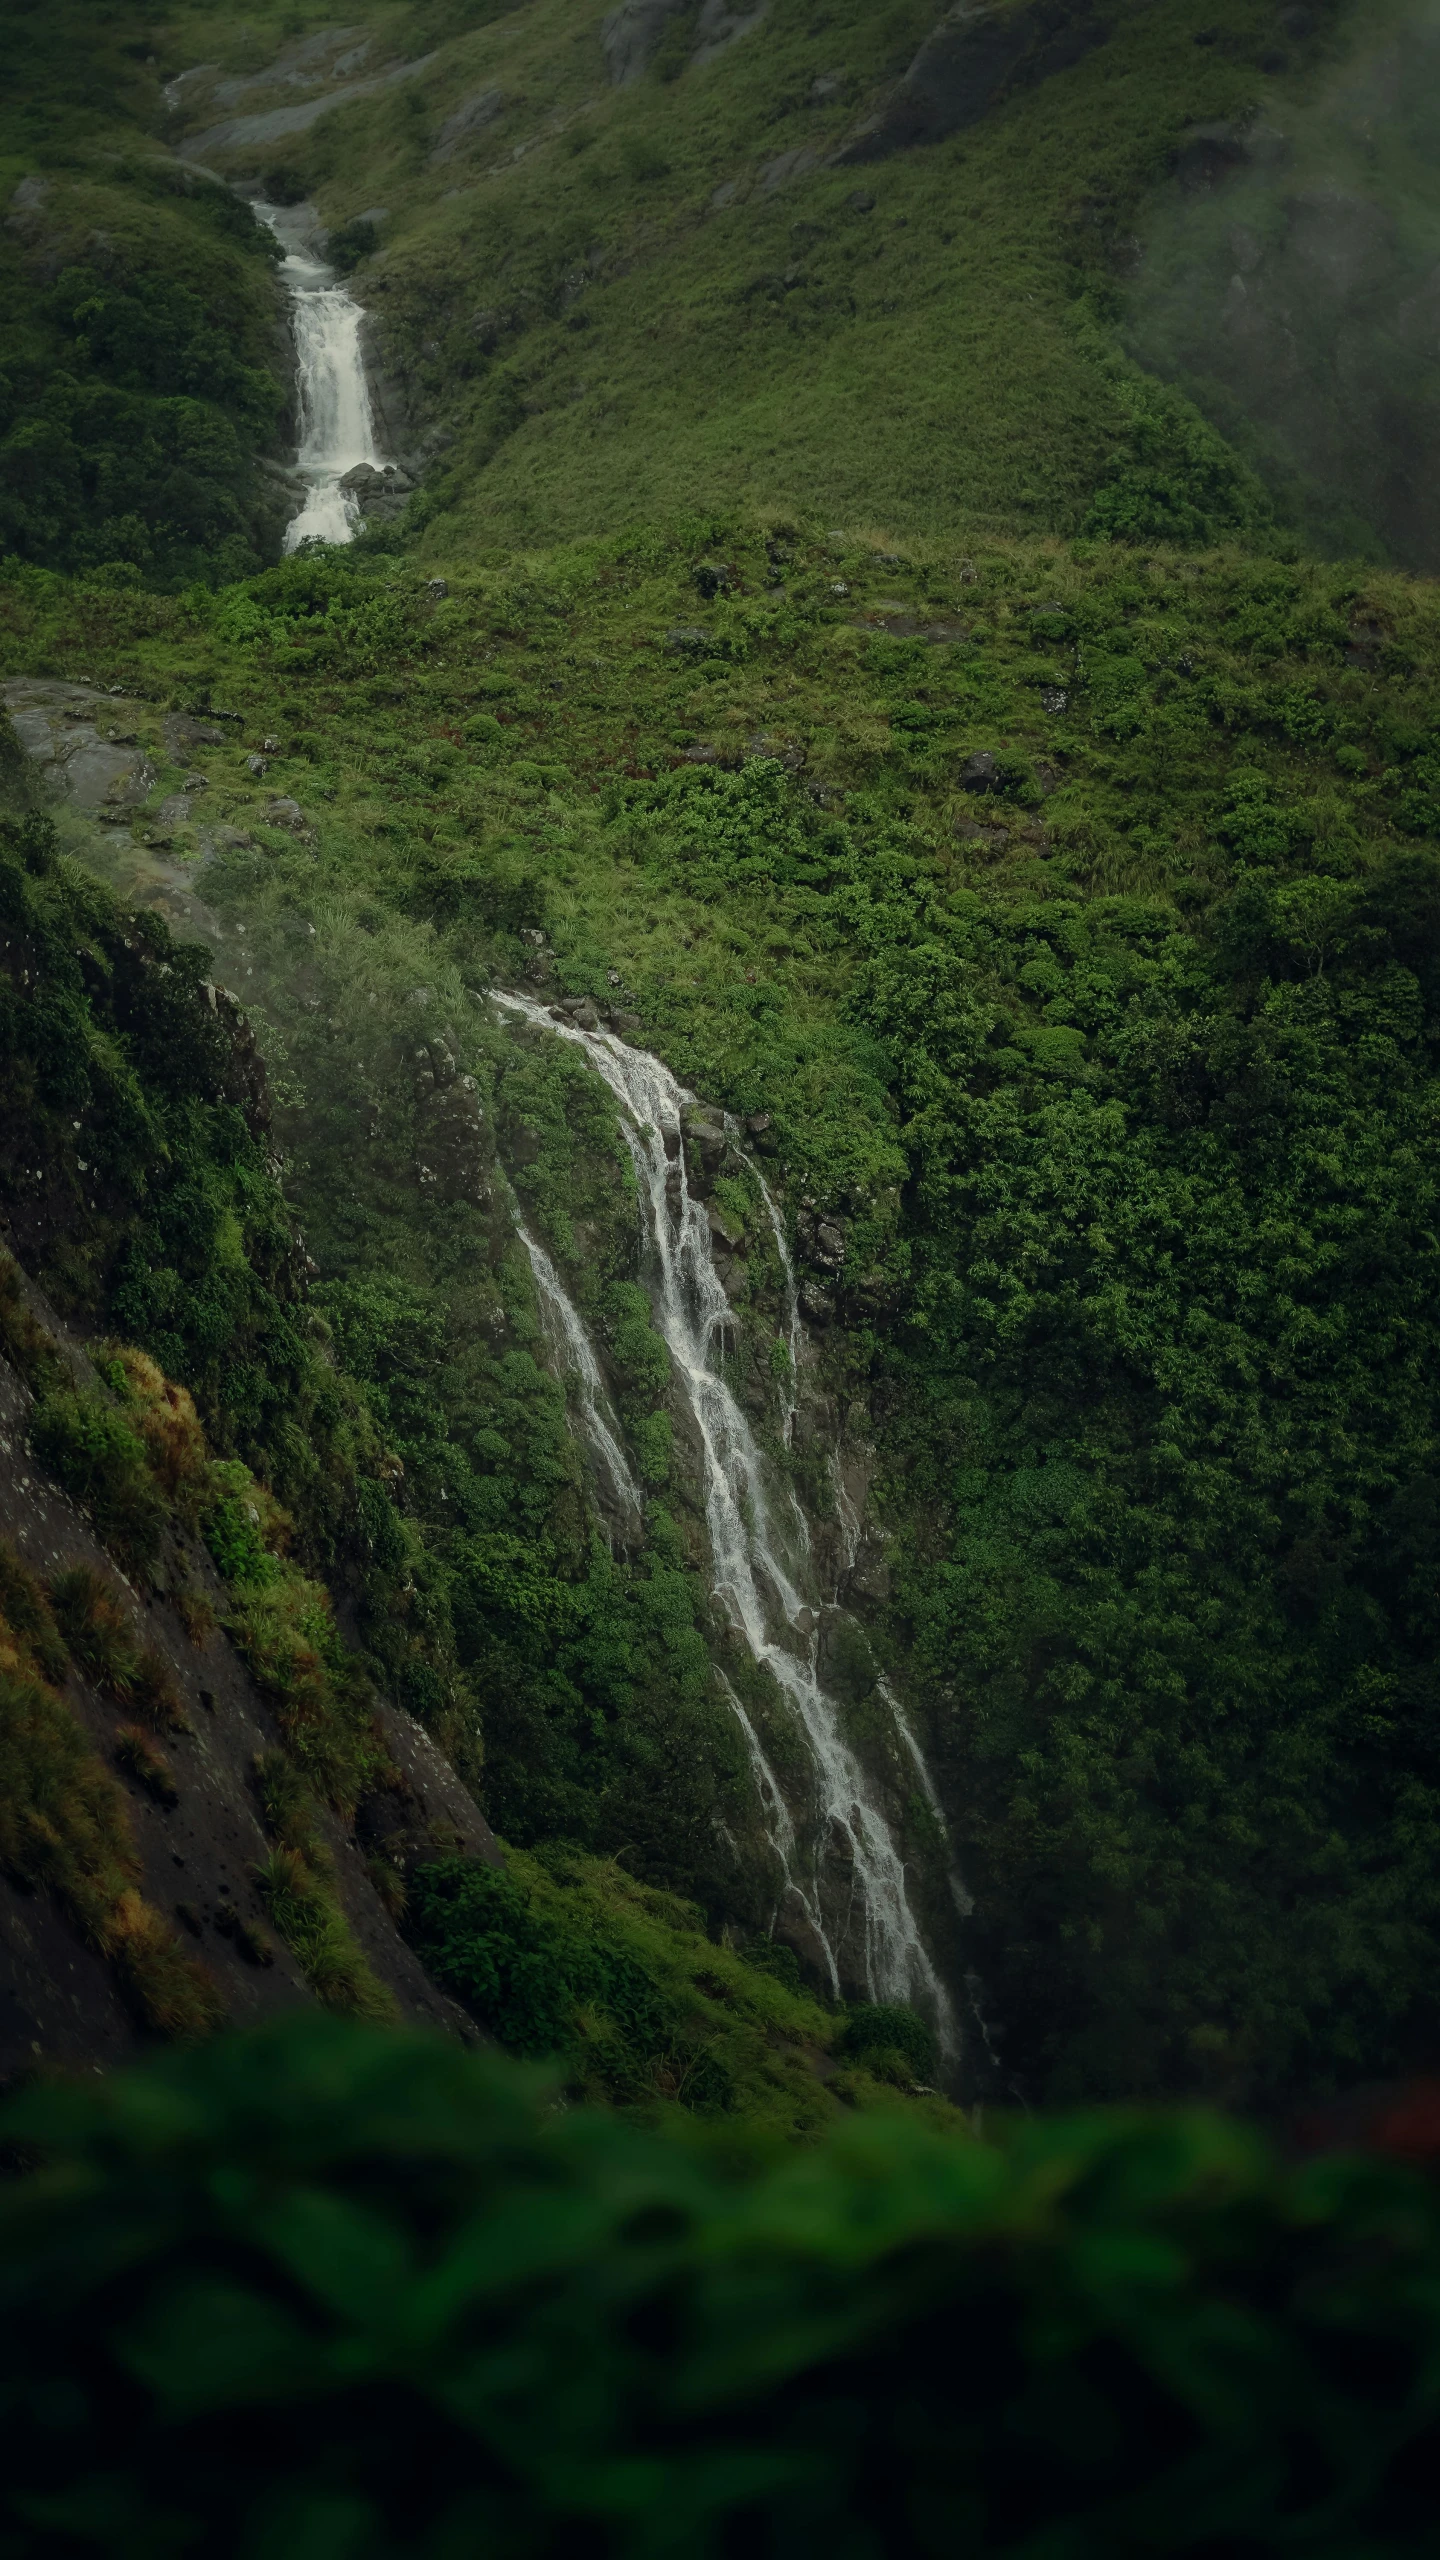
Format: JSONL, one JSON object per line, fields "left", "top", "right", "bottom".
{"left": 707, "top": 1201, "right": 746, "bottom": 1253}
{"left": 799, "top": 1281, "right": 834, "bottom": 1326}
{"left": 666, "top": 626, "right": 712, "bottom": 654}
{"left": 261, "top": 798, "right": 308, "bottom": 832}
{"left": 959, "top": 749, "right": 1000, "bottom": 791}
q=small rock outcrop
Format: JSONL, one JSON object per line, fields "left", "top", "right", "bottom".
{"left": 430, "top": 86, "right": 505, "bottom": 162}
{"left": 839, "top": 0, "right": 1108, "bottom": 163}
{"left": 602, "top": 0, "right": 766, "bottom": 85}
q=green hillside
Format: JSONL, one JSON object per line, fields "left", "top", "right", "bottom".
{"left": 3, "top": 0, "right": 1440, "bottom": 2121}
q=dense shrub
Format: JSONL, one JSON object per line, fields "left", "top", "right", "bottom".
{"left": 409, "top": 1853, "right": 675, "bottom": 2088}
{"left": 1, "top": 2016, "right": 1438, "bottom": 2559}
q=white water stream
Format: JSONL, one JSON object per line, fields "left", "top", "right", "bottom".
{"left": 512, "top": 1211, "right": 643, "bottom": 1529}
{"left": 493, "top": 990, "right": 956, "bottom": 2045}
{"left": 256, "top": 203, "right": 381, "bottom": 550}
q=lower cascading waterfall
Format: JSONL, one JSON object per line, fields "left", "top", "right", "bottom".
{"left": 492, "top": 988, "right": 957, "bottom": 2050}
{"left": 512, "top": 1210, "right": 643, "bottom": 1528}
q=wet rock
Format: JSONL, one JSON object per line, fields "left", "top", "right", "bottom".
{"left": 561, "top": 996, "right": 601, "bottom": 1031}
{"left": 682, "top": 1104, "right": 728, "bottom": 1191}
{"left": 610, "top": 1009, "right": 644, "bottom": 1038}
{"left": 339, "top": 462, "right": 415, "bottom": 508}
{"left": 959, "top": 749, "right": 1000, "bottom": 791}
{"left": 847, "top": 1538, "right": 891, "bottom": 1606}
{"left": 799, "top": 1281, "right": 834, "bottom": 1326}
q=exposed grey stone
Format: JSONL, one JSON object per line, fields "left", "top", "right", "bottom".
{"left": 666, "top": 626, "right": 712, "bottom": 653}
{"left": 180, "top": 50, "right": 437, "bottom": 158}
{"left": 430, "top": 87, "right": 504, "bottom": 164}
{"left": 602, "top": 0, "right": 766, "bottom": 83}
{"left": 261, "top": 797, "right": 308, "bottom": 832}
{"left": 0, "top": 679, "right": 155, "bottom": 811}
{"left": 839, "top": 0, "right": 1108, "bottom": 166}
{"left": 959, "top": 749, "right": 1000, "bottom": 791}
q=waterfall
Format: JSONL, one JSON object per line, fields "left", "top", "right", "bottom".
{"left": 255, "top": 203, "right": 380, "bottom": 551}
{"left": 878, "top": 1675, "right": 974, "bottom": 1920}
{"left": 492, "top": 989, "right": 956, "bottom": 2046}
{"left": 512, "top": 1211, "right": 643, "bottom": 1527}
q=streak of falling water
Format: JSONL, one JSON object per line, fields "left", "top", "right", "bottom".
{"left": 255, "top": 203, "right": 381, "bottom": 550}
{"left": 753, "top": 1166, "right": 802, "bottom": 1446}
{"left": 492, "top": 989, "right": 955, "bottom": 2045}
{"left": 711, "top": 1665, "right": 838, "bottom": 1966}
{"left": 512, "top": 1211, "right": 643, "bottom": 1527}
{"left": 878, "top": 1676, "right": 975, "bottom": 1920}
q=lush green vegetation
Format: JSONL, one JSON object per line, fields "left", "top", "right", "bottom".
{"left": 5, "top": 0, "right": 1440, "bottom": 2124}
{"left": 2, "top": 2012, "right": 1438, "bottom": 2556}
{"left": 9, "top": 503, "right": 1440, "bottom": 2103}
{"left": 0, "top": 782, "right": 935, "bottom": 2122}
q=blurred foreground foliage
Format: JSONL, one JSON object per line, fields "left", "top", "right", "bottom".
{"left": 1, "top": 2015, "right": 1438, "bottom": 2560}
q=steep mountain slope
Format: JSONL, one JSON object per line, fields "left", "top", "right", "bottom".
{"left": 18, "top": 1, "right": 1440, "bottom": 575}
{"left": 4, "top": 0, "right": 1440, "bottom": 2118}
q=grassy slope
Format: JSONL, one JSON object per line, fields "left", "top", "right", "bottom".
{"left": 174, "top": 0, "right": 1297, "bottom": 552}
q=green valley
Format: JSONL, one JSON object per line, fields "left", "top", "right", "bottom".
{"left": 4, "top": 0, "right": 1440, "bottom": 2125}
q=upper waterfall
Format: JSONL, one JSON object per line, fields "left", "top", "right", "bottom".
{"left": 255, "top": 202, "right": 381, "bottom": 551}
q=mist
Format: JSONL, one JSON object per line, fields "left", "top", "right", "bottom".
{"left": 1125, "top": 0, "right": 1440, "bottom": 566}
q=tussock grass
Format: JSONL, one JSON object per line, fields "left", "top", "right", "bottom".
{"left": 0, "top": 1543, "right": 223, "bottom": 2041}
